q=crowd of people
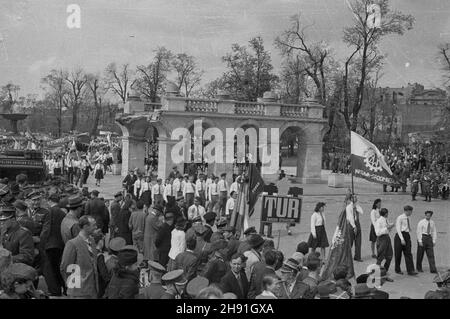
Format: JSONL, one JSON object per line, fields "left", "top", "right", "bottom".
{"left": 1, "top": 166, "right": 449, "bottom": 300}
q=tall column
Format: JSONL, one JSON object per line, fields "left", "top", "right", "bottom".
{"left": 121, "top": 136, "right": 146, "bottom": 176}
{"left": 300, "top": 143, "right": 323, "bottom": 184}
{"left": 157, "top": 137, "right": 180, "bottom": 180}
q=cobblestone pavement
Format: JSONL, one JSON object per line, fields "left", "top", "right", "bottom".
{"left": 84, "top": 169, "right": 450, "bottom": 299}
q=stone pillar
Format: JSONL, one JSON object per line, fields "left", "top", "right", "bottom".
{"left": 121, "top": 136, "right": 146, "bottom": 176}
{"left": 300, "top": 143, "right": 323, "bottom": 184}
{"left": 157, "top": 137, "right": 180, "bottom": 180}
{"left": 216, "top": 90, "right": 235, "bottom": 114}
{"left": 262, "top": 91, "right": 281, "bottom": 117}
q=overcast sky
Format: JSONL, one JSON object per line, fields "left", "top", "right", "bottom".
{"left": 1, "top": 0, "right": 450, "bottom": 96}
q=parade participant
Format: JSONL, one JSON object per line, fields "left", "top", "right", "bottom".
{"left": 345, "top": 195, "right": 363, "bottom": 262}
{"left": 237, "top": 227, "right": 257, "bottom": 254}
{"left": 128, "top": 201, "right": 146, "bottom": 253}
{"left": 93, "top": 160, "right": 104, "bottom": 187}
{"left": 173, "top": 176, "right": 182, "bottom": 200}
{"left": 225, "top": 191, "right": 237, "bottom": 222}
{"left": 140, "top": 261, "right": 166, "bottom": 299}
{"left": 174, "top": 237, "right": 198, "bottom": 282}
{"left": 152, "top": 178, "right": 165, "bottom": 207}
{"left": 40, "top": 194, "right": 66, "bottom": 297}
{"left": 307, "top": 202, "right": 329, "bottom": 259}
{"left": 60, "top": 215, "right": 99, "bottom": 299}
{"left": 187, "top": 197, "right": 206, "bottom": 222}
{"left": 109, "top": 192, "right": 123, "bottom": 238}
{"left": 229, "top": 175, "right": 239, "bottom": 197}
{"left": 424, "top": 271, "right": 450, "bottom": 299}
{"left": 255, "top": 275, "right": 279, "bottom": 299}
{"left": 115, "top": 199, "right": 133, "bottom": 245}
{"left": 139, "top": 176, "right": 152, "bottom": 207}
{"left": 133, "top": 175, "right": 142, "bottom": 201}
{"left": 122, "top": 170, "right": 136, "bottom": 197}
{"left": 167, "top": 219, "right": 186, "bottom": 271}
{"left": 422, "top": 172, "right": 431, "bottom": 202}
{"left": 217, "top": 173, "right": 229, "bottom": 217}
{"left": 410, "top": 171, "right": 420, "bottom": 201}
{"left": 183, "top": 175, "right": 196, "bottom": 207}
{"left": 374, "top": 208, "right": 395, "bottom": 280}
{"left": 164, "top": 177, "right": 175, "bottom": 204}
{"left": 161, "top": 269, "right": 188, "bottom": 299}
{"left": 203, "top": 247, "right": 228, "bottom": 284}
{"left": 143, "top": 205, "right": 164, "bottom": 265}
{"left": 394, "top": 205, "right": 418, "bottom": 276}
{"left": 195, "top": 174, "right": 206, "bottom": 207}
{"left": 155, "top": 212, "right": 175, "bottom": 268}
{"left": 105, "top": 246, "right": 140, "bottom": 299}
{"left": 243, "top": 234, "right": 264, "bottom": 280}
{"left": 79, "top": 155, "right": 92, "bottom": 187}
{"left": 168, "top": 166, "right": 179, "bottom": 180}
{"left": 203, "top": 212, "right": 216, "bottom": 243}
{"left": 207, "top": 176, "right": 219, "bottom": 213}
{"left": 204, "top": 174, "right": 213, "bottom": 209}
{"left": 60, "top": 195, "right": 84, "bottom": 244}
{"left": 277, "top": 258, "right": 310, "bottom": 299}
{"left": 220, "top": 253, "right": 249, "bottom": 299}
{"left": 416, "top": 210, "right": 437, "bottom": 273}
{"left": 0, "top": 205, "right": 34, "bottom": 266}
{"left": 97, "top": 237, "right": 126, "bottom": 298}
{"left": 369, "top": 199, "right": 381, "bottom": 258}
{"left": 85, "top": 190, "right": 110, "bottom": 234}
{"left": 248, "top": 249, "right": 279, "bottom": 299}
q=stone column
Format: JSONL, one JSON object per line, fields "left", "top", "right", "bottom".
{"left": 121, "top": 136, "right": 146, "bottom": 176}
{"left": 157, "top": 137, "right": 180, "bottom": 180}
{"left": 299, "top": 143, "right": 323, "bottom": 184}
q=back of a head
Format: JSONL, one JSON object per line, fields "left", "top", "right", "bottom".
{"left": 196, "top": 286, "right": 223, "bottom": 299}
{"left": 263, "top": 249, "right": 277, "bottom": 267}
{"left": 186, "top": 237, "right": 197, "bottom": 251}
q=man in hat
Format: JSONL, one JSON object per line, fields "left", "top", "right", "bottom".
{"left": 143, "top": 205, "right": 164, "bottom": 265}
{"left": 140, "top": 261, "right": 167, "bottom": 299}
{"left": 109, "top": 192, "right": 123, "bottom": 238}
{"left": 394, "top": 205, "right": 418, "bottom": 276}
{"left": 220, "top": 253, "right": 249, "bottom": 299}
{"left": 161, "top": 269, "right": 188, "bottom": 299}
{"left": 85, "top": 190, "right": 110, "bottom": 234}
{"left": 152, "top": 178, "right": 165, "bottom": 208}
{"left": 174, "top": 237, "right": 198, "bottom": 282}
{"left": 424, "top": 271, "right": 450, "bottom": 299}
{"left": 0, "top": 205, "right": 34, "bottom": 266}
{"left": 416, "top": 210, "right": 437, "bottom": 273}
{"left": 0, "top": 262, "right": 47, "bottom": 299}
{"left": 60, "top": 215, "right": 99, "bottom": 299}
{"left": 155, "top": 212, "right": 175, "bottom": 268}
{"left": 244, "top": 234, "right": 265, "bottom": 280}
{"left": 40, "top": 193, "right": 66, "bottom": 296}
{"left": 60, "top": 195, "right": 84, "bottom": 244}
{"left": 188, "top": 197, "right": 206, "bottom": 222}
{"left": 237, "top": 226, "right": 257, "bottom": 254}
{"left": 203, "top": 212, "right": 216, "bottom": 243}
{"left": 217, "top": 173, "right": 228, "bottom": 217}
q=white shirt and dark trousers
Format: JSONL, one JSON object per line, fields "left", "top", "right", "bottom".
{"left": 374, "top": 216, "right": 393, "bottom": 272}
{"left": 416, "top": 218, "right": 437, "bottom": 273}
{"left": 394, "top": 214, "right": 416, "bottom": 274}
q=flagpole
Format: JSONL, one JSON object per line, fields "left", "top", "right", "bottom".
{"left": 350, "top": 129, "right": 355, "bottom": 196}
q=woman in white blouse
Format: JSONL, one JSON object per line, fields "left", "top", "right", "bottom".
{"left": 369, "top": 199, "right": 382, "bottom": 259}
{"left": 307, "top": 202, "right": 329, "bottom": 258}
{"left": 139, "top": 176, "right": 152, "bottom": 207}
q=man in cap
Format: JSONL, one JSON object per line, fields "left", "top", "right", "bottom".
{"left": 140, "top": 261, "right": 167, "bottom": 299}
{"left": 220, "top": 253, "right": 249, "bottom": 299}
{"left": 0, "top": 205, "right": 34, "bottom": 266}
{"left": 40, "top": 193, "right": 66, "bottom": 296}
{"left": 105, "top": 246, "right": 140, "bottom": 299}
{"left": 0, "top": 262, "right": 47, "bottom": 299}
{"left": 237, "top": 226, "right": 257, "bottom": 254}
{"left": 85, "top": 190, "right": 110, "bottom": 234}
{"left": 29, "top": 194, "right": 49, "bottom": 237}
{"left": 203, "top": 246, "right": 228, "bottom": 284}
{"left": 394, "top": 205, "right": 418, "bottom": 276}
{"left": 60, "top": 215, "right": 99, "bottom": 299}
{"left": 109, "top": 192, "right": 123, "bottom": 238}
{"left": 203, "top": 212, "right": 216, "bottom": 243}
{"left": 161, "top": 269, "right": 188, "bottom": 299}
{"left": 60, "top": 195, "right": 84, "bottom": 244}
{"left": 174, "top": 237, "right": 199, "bottom": 282}
{"left": 168, "top": 166, "right": 179, "bottom": 180}
{"left": 424, "top": 271, "right": 450, "bottom": 299}
{"left": 243, "top": 234, "right": 265, "bottom": 280}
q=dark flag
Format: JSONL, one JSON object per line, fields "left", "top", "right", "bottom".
{"left": 321, "top": 202, "right": 355, "bottom": 280}
{"left": 247, "top": 163, "right": 265, "bottom": 217}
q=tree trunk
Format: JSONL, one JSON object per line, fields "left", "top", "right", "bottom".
{"left": 71, "top": 103, "right": 78, "bottom": 131}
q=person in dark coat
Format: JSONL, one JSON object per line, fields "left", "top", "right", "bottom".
{"left": 109, "top": 192, "right": 123, "bottom": 237}
{"left": 203, "top": 212, "right": 216, "bottom": 243}
{"left": 0, "top": 205, "right": 35, "bottom": 266}
{"left": 115, "top": 199, "right": 133, "bottom": 245}
{"left": 219, "top": 253, "right": 249, "bottom": 299}
{"left": 203, "top": 248, "right": 229, "bottom": 285}
{"left": 97, "top": 237, "right": 126, "bottom": 298}
{"left": 85, "top": 190, "right": 110, "bottom": 234}
{"left": 143, "top": 205, "right": 164, "bottom": 263}
{"left": 40, "top": 194, "right": 66, "bottom": 296}
{"left": 122, "top": 171, "right": 137, "bottom": 197}
{"left": 174, "top": 237, "right": 199, "bottom": 282}
{"left": 237, "top": 227, "right": 257, "bottom": 254}
{"left": 247, "top": 249, "right": 279, "bottom": 299}
{"left": 105, "top": 247, "right": 140, "bottom": 299}
{"left": 155, "top": 212, "right": 175, "bottom": 268}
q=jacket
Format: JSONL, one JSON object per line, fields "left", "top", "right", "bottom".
{"left": 1, "top": 220, "right": 35, "bottom": 265}
{"left": 174, "top": 250, "right": 198, "bottom": 281}
{"left": 60, "top": 234, "right": 98, "bottom": 298}
{"left": 247, "top": 262, "right": 278, "bottom": 299}
{"left": 220, "top": 270, "right": 249, "bottom": 299}
{"left": 105, "top": 268, "right": 140, "bottom": 299}
{"left": 143, "top": 212, "right": 161, "bottom": 261}
{"left": 115, "top": 208, "right": 132, "bottom": 245}
{"left": 40, "top": 205, "right": 65, "bottom": 250}
{"left": 85, "top": 198, "right": 110, "bottom": 234}
{"left": 203, "top": 256, "right": 229, "bottom": 284}
{"left": 60, "top": 212, "right": 80, "bottom": 244}
{"left": 155, "top": 223, "right": 172, "bottom": 265}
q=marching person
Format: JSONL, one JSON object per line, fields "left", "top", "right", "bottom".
{"left": 416, "top": 210, "right": 437, "bottom": 274}
{"left": 152, "top": 178, "right": 165, "bottom": 208}
{"left": 187, "top": 197, "right": 206, "bottom": 222}
{"left": 183, "top": 175, "right": 196, "bottom": 208}
{"left": 133, "top": 175, "right": 142, "bottom": 201}
{"left": 217, "top": 173, "right": 229, "bottom": 218}
{"left": 93, "top": 159, "right": 104, "bottom": 187}
{"left": 225, "top": 191, "right": 237, "bottom": 222}
{"left": 208, "top": 176, "right": 219, "bottom": 213}
{"left": 195, "top": 174, "right": 206, "bottom": 207}
{"left": 374, "top": 208, "right": 395, "bottom": 281}
{"left": 369, "top": 199, "right": 381, "bottom": 259}
{"left": 410, "top": 171, "right": 420, "bottom": 201}
{"left": 394, "top": 205, "right": 418, "bottom": 276}
{"left": 307, "top": 202, "right": 329, "bottom": 259}
{"left": 345, "top": 195, "right": 363, "bottom": 262}
{"left": 139, "top": 176, "right": 152, "bottom": 208}
{"left": 163, "top": 177, "right": 175, "bottom": 205}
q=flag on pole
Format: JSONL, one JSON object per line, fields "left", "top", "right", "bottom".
{"left": 350, "top": 131, "right": 396, "bottom": 185}
{"left": 247, "top": 163, "right": 265, "bottom": 217}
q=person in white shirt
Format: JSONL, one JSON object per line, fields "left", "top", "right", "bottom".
{"left": 93, "top": 160, "right": 104, "bottom": 186}
{"left": 345, "top": 195, "right": 364, "bottom": 262}
{"left": 183, "top": 175, "right": 196, "bottom": 207}
{"left": 152, "top": 178, "right": 165, "bottom": 207}
{"left": 374, "top": 208, "right": 395, "bottom": 280}
{"left": 369, "top": 199, "right": 382, "bottom": 259}
{"left": 307, "top": 202, "right": 329, "bottom": 258}
{"left": 187, "top": 197, "right": 206, "bottom": 221}
{"left": 225, "top": 191, "right": 237, "bottom": 221}
{"left": 164, "top": 177, "right": 175, "bottom": 204}
{"left": 394, "top": 205, "right": 417, "bottom": 276}
{"left": 139, "top": 176, "right": 152, "bottom": 207}
{"left": 208, "top": 176, "right": 219, "bottom": 213}
{"left": 217, "top": 173, "right": 229, "bottom": 217}
{"left": 167, "top": 219, "right": 187, "bottom": 271}
{"left": 173, "top": 177, "right": 181, "bottom": 199}
{"left": 133, "top": 176, "right": 142, "bottom": 200}
{"left": 204, "top": 174, "right": 213, "bottom": 209}
{"left": 229, "top": 176, "right": 239, "bottom": 197}
{"left": 195, "top": 174, "right": 206, "bottom": 207}
{"left": 416, "top": 210, "right": 437, "bottom": 273}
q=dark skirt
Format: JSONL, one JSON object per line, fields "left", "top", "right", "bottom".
{"left": 141, "top": 190, "right": 151, "bottom": 207}
{"left": 369, "top": 224, "right": 377, "bottom": 242}
{"left": 308, "top": 225, "right": 329, "bottom": 249}
{"left": 95, "top": 169, "right": 104, "bottom": 180}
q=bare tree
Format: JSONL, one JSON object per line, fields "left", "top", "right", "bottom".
{"left": 135, "top": 47, "right": 173, "bottom": 102}
{"left": 65, "top": 68, "right": 87, "bottom": 131}
{"left": 86, "top": 73, "right": 106, "bottom": 136}
{"left": 104, "top": 63, "right": 136, "bottom": 103}
{"left": 172, "top": 53, "right": 204, "bottom": 97}
{"left": 278, "top": 53, "right": 308, "bottom": 103}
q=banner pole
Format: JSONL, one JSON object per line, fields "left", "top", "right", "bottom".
{"left": 350, "top": 129, "right": 355, "bottom": 196}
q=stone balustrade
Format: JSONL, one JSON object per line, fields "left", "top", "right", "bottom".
{"left": 185, "top": 98, "right": 218, "bottom": 113}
